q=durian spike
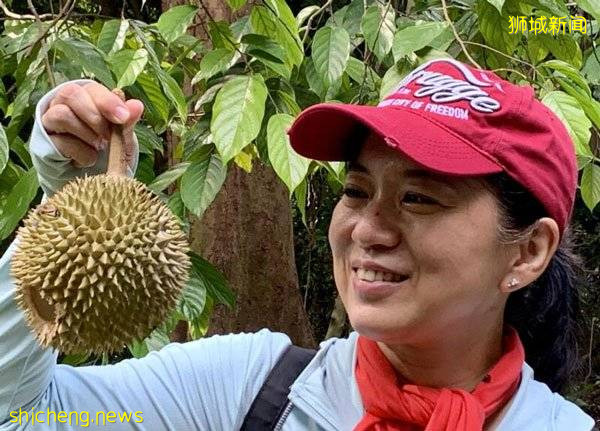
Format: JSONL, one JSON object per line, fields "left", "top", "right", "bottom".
{"left": 106, "top": 88, "right": 129, "bottom": 177}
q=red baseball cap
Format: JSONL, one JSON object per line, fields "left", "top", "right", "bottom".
{"left": 288, "top": 58, "right": 577, "bottom": 236}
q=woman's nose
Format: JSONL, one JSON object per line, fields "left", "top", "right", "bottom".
{"left": 350, "top": 204, "right": 401, "bottom": 251}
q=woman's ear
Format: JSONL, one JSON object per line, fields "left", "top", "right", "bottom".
{"left": 500, "top": 218, "right": 560, "bottom": 293}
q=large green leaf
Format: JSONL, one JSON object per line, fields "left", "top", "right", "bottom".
{"left": 542, "top": 91, "right": 592, "bottom": 157}
{"left": 210, "top": 75, "right": 268, "bottom": 162}
{"left": 136, "top": 73, "right": 170, "bottom": 126}
{"left": 485, "top": 0, "right": 505, "bottom": 13}
{"left": 191, "top": 48, "right": 235, "bottom": 84}
{"left": 226, "top": 0, "right": 247, "bottom": 12}
{"left": 180, "top": 150, "right": 226, "bottom": 217}
{"left": 109, "top": 48, "right": 149, "bottom": 89}
{"left": 576, "top": 0, "right": 600, "bottom": 22}
{"left": 581, "top": 163, "right": 600, "bottom": 211}
{"left": 392, "top": 22, "right": 449, "bottom": 61}
{"left": 148, "top": 162, "right": 191, "bottom": 194}
{"left": 156, "top": 5, "right": 198, "bottom": 45}
{"left": 250, "top": 6, "right": 303, "bottom": 69}
{"left": 150, "top": 65, "right": 187, "bottom": 121}
{"left": 380, "top": 60, "right": 414, "bottom": 100}
{"left": 97, "top": 19, "right": 129, "bottom": 54}
{"left": 555, "top": 77, "right": 600, "bottom": 130}
{"left": 541, "top": 60, "right": 591, "bottom": 97}
{"left": 312, "top": 26, "right": 350, "bottom": 88}
{"left": 345, "top": 56, "right": 381, "bottom": 88}
{"left": 0, "top": 125, "right": 8, "bottom": 174}
{"left": 267, "top": 113, "right": 311, "bottom": 194}
{"left": 189, "top": 252, "right": 235, "bottom": 308}
{"left": 5, "top": 67, "right": 41, "bottom": 144}
{"left": 54, "top": 38, "right": 115, "bottom": 87}
{"left": 242, "top": 33, "right": 290, "bottom": 78}
{"left": 477, "top": 0, "right": 520, "bottom": 54}
{"left": 0, "top": 168, "right": 39, "bottom": 240}
{"left": 361, "top": 4, "right": 396, "bottom": 62}
{"left": 538, "top": 34, "right": 582, "bottom": 69}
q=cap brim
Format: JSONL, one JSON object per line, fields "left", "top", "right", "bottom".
{"left": 288, "top": 103, "right": 504, "bottom": 176}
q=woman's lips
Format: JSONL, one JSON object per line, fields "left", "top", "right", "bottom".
{"left": 351, "top": 268, "right": 409, "bottom": 300}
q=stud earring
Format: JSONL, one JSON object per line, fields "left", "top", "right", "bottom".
{"left": 507, "top": 278, "right": 519, "bottom": 290}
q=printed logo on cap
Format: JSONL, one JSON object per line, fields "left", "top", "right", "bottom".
{"left": 378, "top": 59, "right": 503, "bottom": 121}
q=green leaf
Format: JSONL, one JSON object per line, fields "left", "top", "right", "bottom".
{"left": 485, "top": 0, "right": 505, "bottom": 13}
{"left": 555, "top": 77, "right": 600, "bottom": 130}
{"left": 582, "top": 49, "right": 600, "bottom": 85}
{"left": 312, "top": 26, "right": 351, "bottom": 88}
{"left": 0, "top": 168, "right": 38, "bottom": 240}
{"left": 540, "top": 60, "right": 591, "bottom": 97}
{"left": 328, "top": 0, "right": 364, "bottom": 37}
{"left": 267, "top": 114, "right": 311, "bottom": 194}
{"left": 361, "top": 4, "right": 396, "bottom": 62}
{"left": 297, "top": 6, "right": 320, "bottom": 27}
{"left": 60, "top": 352, "right": 91, "bottom": 366}
{"left": 542, "top": 91, "right": 592, "bottom": 157}
{"left": 294, "top": 176, "right": 308, "bottom": 227}
{"left": 581, "top": 163, "right": 600, "bottom": 211}
{"left": 136, "top": 73, "right": 170, "bottom": 126}
{"left": 538, "top": 34, "right": 583, "bottom": 69}
{"left": 576, "top": 0, "right": 600, "bottom": 22}
{"left": 192, "top": 48, "right": 235, "bottom": 84}
{"left": 97, "top": 19, "right": 129, "bottom": 54}
{"left": 477, "top": 0, "right": 520, "bottom": 54}
{"left": 392, "top": 22, "right": 449, "bottom": 62}
{"left": 250, "top": 6, "right": 303, "bottom": 69}
{"left": 144, "top": 328, "right": 170, "bottom": 351}
{"left": 10, "top": 136, "right": 32, "bottom": 168}
{"left": 180, "top": 151, "right": 226, "bottom": 217}
{"left": 178, "top": 262, "right": 207, "bottom": 322}
{"left": 380, "top": 60, "right": 414, "bottom": 101}
{"left": 54, "top": 38, "right": 115, "bottom": 87}
{"left": 134, "top": 155, "right": 155, "bottom": 185}
{"left": 135, "top": 123, "right": 164, "bottom": 155}
{"left": 156, "top": 5, "right": 198, "bottom": 45}
{"left": 210, "top": 75, "right": 268, "bottom": 162}
{"left": 148, "top": 162, "right": 191, "bottom": 194}
{"left": 151, "top": 65, "right": 188, "bottom": 121}
{"left": 242, "top": 33, "right": 285, "bottom": 64}
{"left": 189, "top": 252, "right": 235, "bottom": 308}
{"left": 128, "top": 338, "right": 149, "bottom": 358}
{"left": 109, "top": 48, "right": 149, "bottom": 89}
{"left": 226, "top": 0, "right": 247, "bottom": 11}
{"left": 527, "top": 34, "right": 549, "bottom": 64}
{"left": 0, "top": 125, "right": 8, "bottom": 174}
{"left": 345, "top": 56, "right": 381, "bottom": 88}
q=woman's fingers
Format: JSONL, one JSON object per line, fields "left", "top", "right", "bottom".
{"left": 49, "top": 134, "right": 99, "bottom": 168}
{"left": 48, "top": 83, "right": 114, "bottom": 142}
{"left": 41, "top": 82, "right": 145, "bottom": 168}
{"left": 42, "top": 103, "right": 105, "bottom": 151}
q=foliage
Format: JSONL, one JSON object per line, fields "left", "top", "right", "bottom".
{"left": 0, "top": 0, "right": 599, "bottom": 377}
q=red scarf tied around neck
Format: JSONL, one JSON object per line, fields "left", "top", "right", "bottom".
{"left": 354, "top": 327, "right": 524, "bottom": 431}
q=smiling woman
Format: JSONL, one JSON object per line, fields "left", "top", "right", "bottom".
{"left": 0, "top": 58, "right": 595, "bottom": 431}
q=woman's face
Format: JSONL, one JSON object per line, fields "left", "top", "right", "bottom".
{"left": 329, "top": 133, "right": 513, "bottom": 346}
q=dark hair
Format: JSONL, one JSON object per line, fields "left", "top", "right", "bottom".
{"left": 483, "top": 173, "right": 581, "bottom": 392}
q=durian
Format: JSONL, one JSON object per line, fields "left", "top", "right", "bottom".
{"left": 11, "top": 89, "right": 191, "bottom": 355}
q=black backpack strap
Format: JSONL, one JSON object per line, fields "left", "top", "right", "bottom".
{"left": 240, "top": 344, "right": 317, "bottom": 430}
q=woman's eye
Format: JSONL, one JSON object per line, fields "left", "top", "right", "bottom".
{"left": 342, "top": 187, "right": 367, "bottom": 199}
{"left": 402, "top": 192, "right": 439, "bottom": 206}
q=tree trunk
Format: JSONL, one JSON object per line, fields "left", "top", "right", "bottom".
{"left": 190, "top": 162, "right": 315, "bottom": 347}
{"left": 161, "top": 0, "right": 316, "bottom": 348}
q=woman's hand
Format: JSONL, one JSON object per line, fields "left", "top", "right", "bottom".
{"left": 41, "top": 81, "right": 144, "bottom": 168}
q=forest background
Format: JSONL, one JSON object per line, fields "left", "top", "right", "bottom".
{"left": 0, "top": 0, "right": 599, "bottom": 421}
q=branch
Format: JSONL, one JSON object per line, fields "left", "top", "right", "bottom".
{"left": 27, "top": 0, "right": 56, "bottom": 87}
{"left": 301, "top": 0, "right": 332, "bottom": 45}
{"left": 0, "top": 0, "right": 54, "bottom": 19}
{"left": 440, "top": 0, "right": 480, "bottom": 69}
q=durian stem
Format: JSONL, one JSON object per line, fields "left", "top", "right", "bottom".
{"left": 106, "top": 88, "right": 128, "bottom": 177}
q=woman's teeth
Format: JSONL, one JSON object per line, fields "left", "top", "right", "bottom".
{"left": 356, "top": 268, "right": 404, "bottom": 282}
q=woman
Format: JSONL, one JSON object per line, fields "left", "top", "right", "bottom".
{"left": 0, "top": 58, "right": 595, "bottom": 430}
